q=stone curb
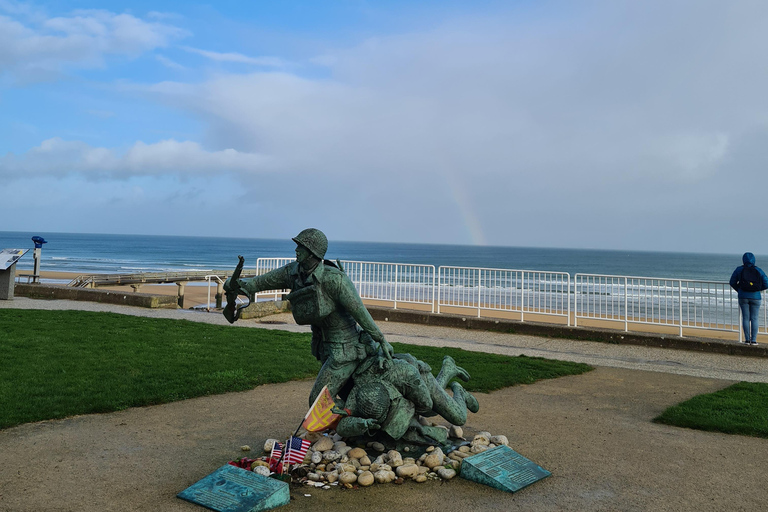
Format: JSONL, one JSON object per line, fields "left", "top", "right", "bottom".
{"left": 367, "top": 307, "right": 768, "bottom": 359}
{"left": 14, "top": 284, "right": 178, "bottom": 309}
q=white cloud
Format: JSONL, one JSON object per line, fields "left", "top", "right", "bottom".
{"left": 156, "top": 54, "right": 185, "bottom": 70}
{"left": 180, "top": 46, "right": 286, "bottom": 67}
{"left": 0, "top": 9, "right": 187, "bottom": 82}
{"left": 0, "top": 138, "right": 269, "bottom": 178}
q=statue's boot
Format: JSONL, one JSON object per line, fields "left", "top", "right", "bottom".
{"left": 451, "top": 382, "right": 480, "bottom": 414}
{"left": 436, "top": 355, "right": 471, "bottom": 388}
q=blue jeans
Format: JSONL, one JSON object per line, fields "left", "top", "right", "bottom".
{"left": 739, "top": 298, "right": 761, "bottom": 342}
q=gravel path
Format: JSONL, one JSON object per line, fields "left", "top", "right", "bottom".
{"left": 1, "top": 298, "right": 767, "bottom": 512}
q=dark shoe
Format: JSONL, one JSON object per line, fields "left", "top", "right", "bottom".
{"left": 750, "top": 341, "right": 759, "bottom": 345}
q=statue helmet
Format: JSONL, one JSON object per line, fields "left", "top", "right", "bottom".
{"left": 355, "top": 382, "right": 390, "bottom": 422}
{"left": 292, "top": 228, "right": 328, "bottom": 260}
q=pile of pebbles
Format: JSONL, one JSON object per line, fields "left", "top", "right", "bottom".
{"left": 249, "top": 429, "right": 510, "bottom": 489}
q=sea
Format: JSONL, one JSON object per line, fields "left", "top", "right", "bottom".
{"left": 0, "top": 231, "right": 751, "bottom": 284}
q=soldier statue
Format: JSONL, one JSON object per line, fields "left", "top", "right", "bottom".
{"left": 224, "top": 228, "right": 395, "bottom": 407}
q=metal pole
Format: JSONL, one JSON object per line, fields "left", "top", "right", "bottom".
{"left": 521, "top": 271, "right": 525, "bottom": 322}
{"left": 573, "top": 275, "right": 578, "bottom": 327}
{"left": 477, "top": 268, "right": 481, "bottom": 318}
{"left": 624, "top": 277, "right": 628, "bottom": 332}
{"left": 32, "top": 247, "right": 41, "bottom": 283}
{"left": 393, "top": 265, "right": 398, "bottom": 310}
{"left": 678, "top": 279, "right": 683, "bottom": 337}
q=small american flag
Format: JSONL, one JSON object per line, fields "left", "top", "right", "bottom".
{"left": 285, "top": 436, "right": 312, "bottom": 465}
{"left": 268, "top": 441, "right": 284, "bottom": 473}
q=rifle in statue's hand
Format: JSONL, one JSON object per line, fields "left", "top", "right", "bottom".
{"left": 223, "top": 255, "right": 247, "bottom": 324}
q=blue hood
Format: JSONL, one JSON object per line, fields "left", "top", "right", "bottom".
{"left": 743, "top": 252, "right": 756, "bottom": 266}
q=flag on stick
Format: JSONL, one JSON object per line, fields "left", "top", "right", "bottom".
{"left": 285, "top": 436, "right": 312, "bottom": 465}
{"left": 268, "top": 441, "right": 285, "bottom": 474}
{"left": 300, "top": 385, "right": 342, "bottom": 432}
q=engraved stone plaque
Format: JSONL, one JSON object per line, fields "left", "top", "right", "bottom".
{"left": 460, "top": 445, "right": 550, "bottom": 493}
{"left": 177, "top": 464, "right": 289, "bottom": 512}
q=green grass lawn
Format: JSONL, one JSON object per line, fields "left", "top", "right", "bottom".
{"left": 0, "top": 309, "right": 592, "bottom": 430}
{"left": 654, "top": 382, "right": 768, "bottom": 438}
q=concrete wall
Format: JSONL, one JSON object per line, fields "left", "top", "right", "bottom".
{"left": 15, "top": 284, "right": 178, "bottom": 309}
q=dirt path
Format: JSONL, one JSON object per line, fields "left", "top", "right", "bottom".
{"left": 1, "top": 366, "right": 765, "bottom": 512}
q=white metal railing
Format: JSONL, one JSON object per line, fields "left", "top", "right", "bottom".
{"left": 212, "top": 257, "right": 758, "bottom": 341}
{"left": 437, "top": 266, "right": 571, "bottom": 323}
{"left": 341, "top": 261, "right": 436, "bottom": 311}
{"left": 574, "top": 273, "right": 756, "bottom": 339}
{"left": 253, "top": 257, "right": 296, "bottom": 300}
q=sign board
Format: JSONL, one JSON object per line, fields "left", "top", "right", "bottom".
{"left": 0, "top": 249, "right": 28, "bottom": 271}
{"left": 460, "top": 445, "right": 550, "bottom": 493}
{"left": 177, "top": 464, "right": 289, "bottom": 512}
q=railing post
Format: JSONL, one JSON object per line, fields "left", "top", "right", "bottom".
{"left": 567, "top": 274, "right": 571, "bottom": 327}
{"left": 573, "top": 275, "right": 578, "bottom": 327}
{"left": 393, "top": 265, "right": 398, "bottom": 310}
{"left": 431, "top": 266, "right": 436, "bottom": 313}
{"left": 521, "top": 271, "right": 525, "bottom": 322}
{"left": 477, "top": 268, "right": 481, "bottom": 318}
{"left": 437, "top": 267, "right": 442, "bottom": 314}
{"left": 624, "top": 277, "right": 628, "bottom": 332}
{"left": 678, "top": 279, "right": 683, "bottom": 337}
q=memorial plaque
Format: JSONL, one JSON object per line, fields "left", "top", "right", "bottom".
{"left": 177, "top": 464, "right": 289, "bottom": 512}
{"left": 460, "top": 445, "right": 550, "bottom": 493}
{"left": 0, "top": 249, "right": 27, "bottom": 271}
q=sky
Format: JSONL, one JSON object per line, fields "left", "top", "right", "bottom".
{"left": 1, "top": 0, "right": 767, "bottom": 253}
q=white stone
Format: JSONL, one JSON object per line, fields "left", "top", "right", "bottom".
{"left": 374, "top": 470, "right": 396, "bottom": 483}
{"left": 348, "top": 447, "right": 367, "bottom": 459}
{"left": 414, "top": 474, "right": 427, "bottom": 483}
{"left": 263, "top": 439, "right": 280, "bottom": 453}
{"left": 471, "top": 434, "right": 490, "bottom": 447}
{"left": 339, "top": 471, "right": 358, "bottom": 485}
{"left": 338, "top": 445, "right": 352, "bottom": 456}
{"left": 358, "top": 471, "right": 374, "bottom": 486}
{"left": 308, "top": 473, "right": 322, "bottom": 481}
{"left": 458, "top": 445, "right": 471, "bottom": 453}
{"left": 313, "top": 437, "right": 334, "bottom": 452}
{"left": 253, "top": 466, "right": 270, "bottom": 477}
{"left": 359, "top": 455, "right": 371, "bottom": 466}
{"left": 311, "top": 451, "right": 323, "bottom": 464}
{"left": 490, "top": 435, "right": 509, "bottom": 446}
{"left": 470, "top": 444, "right": 489, "bottom": 454}
{"left": 323, "top": 450, "right": 342, "bottom": 463}
{"left": 437, "top": 468, "right": 457, "bottom": 480}
{"left": 326, "top": 471, "right": 338, "bottom": 483}
{"left": 395, "top": 464, "right": 419, "bottom": 478}
{"left": 240, "top": 445, "right": 251, "bottom": 452}
{"left": 333, "top": 441, "right": 347, "bottom": 451}
{"left": 387, "top": 450, "right": 403, "bottom": 467}
{"left": 449, "top": 425, "right": 464, "bottom": 439}
{"left": 424, "top": 448, "right": 445, "bottom": 469}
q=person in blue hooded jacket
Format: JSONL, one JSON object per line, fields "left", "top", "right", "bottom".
{"left": 729, "top": 252, "right": 768, "bottom": 345}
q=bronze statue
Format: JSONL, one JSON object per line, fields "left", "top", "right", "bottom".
{"left": 334, "top": 354, "right": 479, "bottom": 444}
{"left": 224, "top": 228, "right": 478, "bottom": 446}
{"left": 224, "top": 228, "right": 394, "bottom": 407}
